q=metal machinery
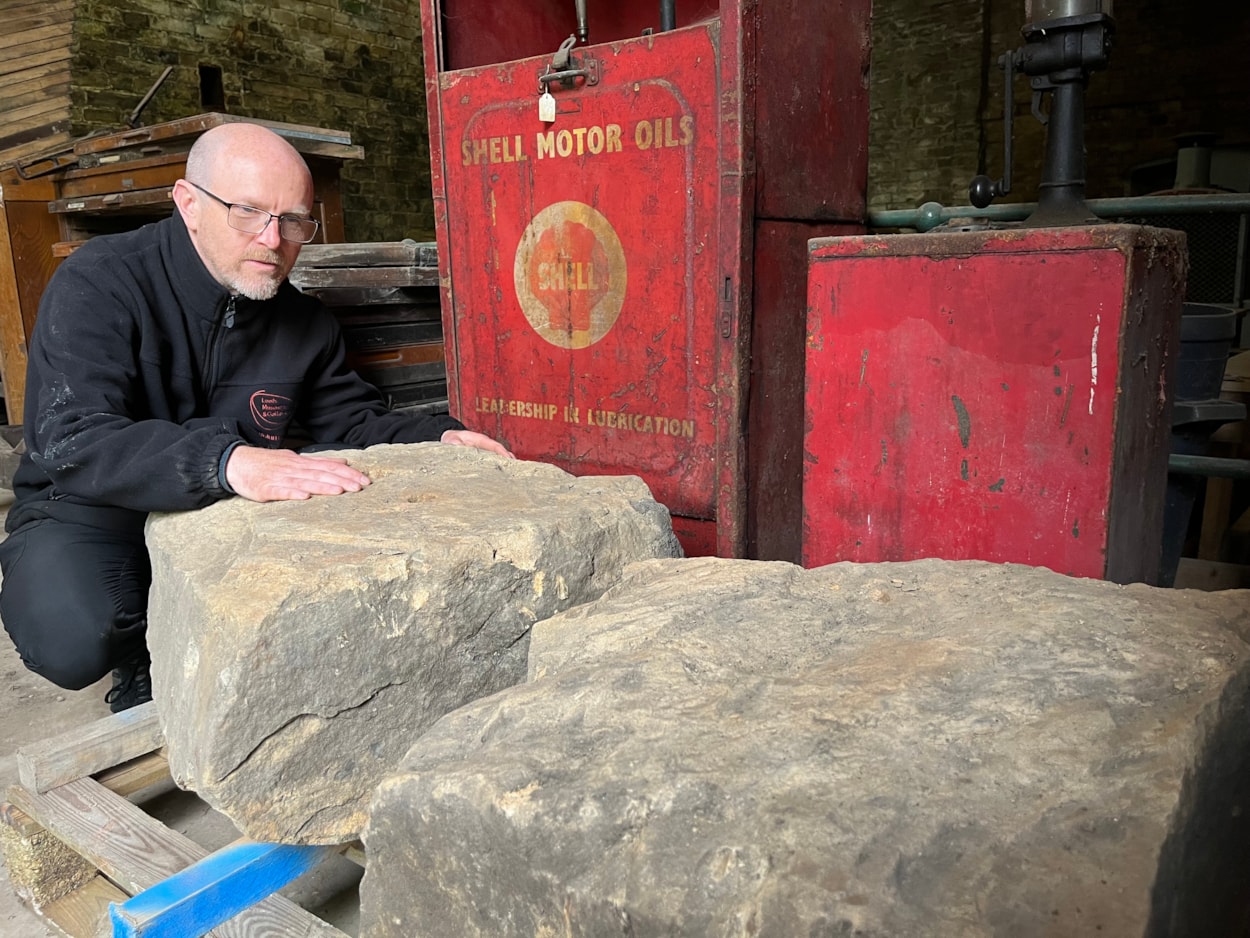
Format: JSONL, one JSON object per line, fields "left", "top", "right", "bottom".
{"left": 802, "top": 0, "right": 1194, "bottom": 583}
{"left": 418, "top": 0, "right": 872, "bottom": 559}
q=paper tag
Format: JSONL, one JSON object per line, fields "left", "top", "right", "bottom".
{"left": 539, "top": 90, "right": 556, "bottom": 123}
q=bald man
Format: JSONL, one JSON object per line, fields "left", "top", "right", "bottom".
{"left": 0, "top": 123, "right": 510, "bottom": 712}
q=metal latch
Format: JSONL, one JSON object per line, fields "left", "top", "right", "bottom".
{"left": 538, "top": 34, "right": 599, "bottom": 91}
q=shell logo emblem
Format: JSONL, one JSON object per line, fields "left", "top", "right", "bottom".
{"left": 514, "top": 201, "right": 627, "bottom": 350}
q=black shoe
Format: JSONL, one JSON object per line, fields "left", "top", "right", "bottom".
{"left": 105, "top": 653, "right": 152, "bottom": 713}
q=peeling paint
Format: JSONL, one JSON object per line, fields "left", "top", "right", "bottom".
{"left": 951, "top": 395, "right": 971, "bottom": 449}
{"left": 1089, "top": 315, "right": 1100, "bottom": 415}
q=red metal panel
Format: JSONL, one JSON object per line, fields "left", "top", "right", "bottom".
{"left": 747, "top": 220, "right": 862, "bottom": 564}
{"left": 431, "top": 1, "right": 720, "bottom": 71}
{"left": 753, "top": 0, "right": 872, "bottom": 221}
{"left": 435, "top": 28, "right": 722, "bottom": 529}
{"left": 802, "top": 226, "right": 1184, "bottom": 582}
{"left": 420, "top": 0, "right": 873, "bottom": 559}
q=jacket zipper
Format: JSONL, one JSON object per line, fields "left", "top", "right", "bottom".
{"left": 203, "top": 295, "right": 237, "bottom": 404}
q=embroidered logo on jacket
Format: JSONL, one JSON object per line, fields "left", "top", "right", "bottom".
{"left": 250, "top": 390, "right": 294, "bottom": 443}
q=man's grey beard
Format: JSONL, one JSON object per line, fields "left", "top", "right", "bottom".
{"left": 227, "top": 272, "right": 282, "bottom": 301}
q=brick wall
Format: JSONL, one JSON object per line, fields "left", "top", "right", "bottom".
{"left": 870, "top": 0, "right": 1250, "bottom": 212}
{"left": 61, "top": 1, "right": 1250, "bottom": 229}
{"left": 69, "top": 0, "right": 432, "bottom": 242}
{"left": 868, "top": 0, "right": 986, "bottom": 212}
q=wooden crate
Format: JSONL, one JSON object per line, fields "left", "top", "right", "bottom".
{"left": 291, "top": 241, "right": 450, "bottom": 413}
{"left": 1, "top": 704, "right": 356, "bottom": 937}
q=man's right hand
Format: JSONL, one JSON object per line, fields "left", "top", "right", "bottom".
{"left": 224, "top": 446, "right": 372, "bottom": 502}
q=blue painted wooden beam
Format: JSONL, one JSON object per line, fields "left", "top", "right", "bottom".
{"left": 109, "top": 840, "right": 335, "bottom": 938}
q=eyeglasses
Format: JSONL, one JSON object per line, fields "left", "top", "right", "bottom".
{"left": 186, "top": 181, "right": 321, "bottom": 244}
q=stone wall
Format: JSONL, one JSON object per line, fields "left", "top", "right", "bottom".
{"left": 60, "top": 1, "right": 1250, "bottom": 233}
{"left": 870, "top": 0, "right": 1250, "bottom": 212}
{"left": 867, "top": 0, "right": 986, "bottom": 213}
{"left": 68, "top": 0, "right": 432, "bottom": 242}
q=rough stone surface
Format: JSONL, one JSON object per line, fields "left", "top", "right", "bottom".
{"left": 145, "top": 444, "right": 680, "bottom": 845}
{"left": 362, "top": 558, "right": 1250, "bottom": 938}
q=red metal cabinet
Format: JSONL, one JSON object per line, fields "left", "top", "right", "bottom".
{"left": 802, "top": 225, "right": 1187, "bottom": 583}
{"left": 420, "top": 0, "right": 871, "bottom": 558}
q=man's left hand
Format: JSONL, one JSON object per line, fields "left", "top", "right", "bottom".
{"left": 440, "top": 429, "right": 515, "bottom": 459}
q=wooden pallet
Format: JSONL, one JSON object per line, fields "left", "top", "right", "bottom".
{"left": 1, "top": 703, "right": 352, "bottom": 937}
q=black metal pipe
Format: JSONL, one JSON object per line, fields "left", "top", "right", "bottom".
{"left": 1168, "top": 454, "right": 1250, "bottom": 481}
{"left": 575, "top": 0, "right": 588, "bottom": 42}
{"left": 1028, "top": 77, "right": 1095, "bottom": 225}
{"left": 660, "top": 0, "right": 676, "bottom": 31}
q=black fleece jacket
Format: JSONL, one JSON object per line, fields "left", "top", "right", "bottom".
{"left": 7, "top": 212, "right": 463, "bottom": 533}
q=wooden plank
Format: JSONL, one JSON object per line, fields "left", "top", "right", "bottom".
{"left": 7, "top": 3, "right": 74, "bottom": 39}
{"left": 42, "top": 873, "right": 129, "bottom": 938}
{"left": 74, "top": 113, "right": 353, "bottom": 156}
{"left": 7, "top": 779, "right": 349, "bottom": 937}
{"left": 0, "top": 199, "right": 31, "bottom": 424}
{"left": 4, "top": 0, "right": 73, "bottom": 17}
{"left": 1, "top": 800, "right": 46, "bottom": 838}
{"left": 1198, "top": 477, "right": 1235, "bottom": 561}
{"left": 17, "top": 702, "right": 163, "bottom": 794}
{"left": 0, "top": 56, "right": 71, "bottom": 92}
{"left": 7, "top": 0, "right": 72, "bottom": 33}
{"left": 0, "top": 67, "right": 70, "bottom": 100}
{"left": 287, "top": 265, "right": 440, "bottom": 289}
{"left": 0, "top": 103, "right": 72, "bottom": 145}
{"left": 48, "top": 187, "right": 174, "bottom": 215}
{"left": 288, "top": 140, "right": 364, "bottom": 161}
{"left": 109, "top": 841, "right": 337, "bottom": 938}
{"left": 0, "top": 134, "right": 74, "bottom": 175}
{"left": 2, "top": 200, "right": 62, "bottom": 420}
{"left": 96, "top": 751, "right": 172, "bottom": 799}
{"left": 1174, "top": 558, "right": 1250, "bottom": 591}
{"left": 51, "top": 240, "right": 83, "bottom": 257}
{"left": 0, "top": 44, "right": 72, "bottom": 80}
{"left": 58, "top": 161, "right": 184, "bottom": 199}
{"left": 298, "top": 286, "right": 439, "bottom": 308}
{"left": 62, "top": 150, "right": 184, "bottom": 178}
{"left": 350, "top": 342, "right": 446, "bottom": 368}
{"left": 0, "top": 133, "right": 74, "bottom": 171}
{"left": 341, "top": 319, "right": 444, "bottom": 353}
{"left": 342, "top": 842, "right": 365, "bottom": 868}
{"left": 71, "top": 137, "right": 362, "bottom": 170}
{"left": 3, "top": 94, "right": 72, "bottom": 126}
{"left": 0, "top": 23, "right": 70, "bottom": 53}
{"left": 0, "top": 79, "right": 70, "bottom": 115}
{"left": 295, "top": 240, "right": 437, "bottom": 268}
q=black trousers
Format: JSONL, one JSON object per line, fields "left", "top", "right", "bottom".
{"left": 0, "top": 511, "right": 150, "bottom": 690}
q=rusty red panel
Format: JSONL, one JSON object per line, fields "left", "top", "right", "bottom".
{"left": 753, "top": 0, "right": 872, "bottom": 222}
{"left": 420, "top": 1, "right": 873, "bottom": 559}
{"left": 435, "top": 28, "right": 722, "bottom": 524}
{"left": 432, "top": 1, "right": 720, "bottom": 71}
{"left": 802, "top": 225, "right": 1185, "bottom": 583}
{"left": 747, "top": 220, "right": 862, "bottom": 564}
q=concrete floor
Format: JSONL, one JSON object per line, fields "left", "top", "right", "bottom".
{"left": 0, "top": 489, "right": 362, "bottom": 937}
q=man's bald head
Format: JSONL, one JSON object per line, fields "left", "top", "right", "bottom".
{"left": 185, "top": 123, "right": 312, "bottom": 193}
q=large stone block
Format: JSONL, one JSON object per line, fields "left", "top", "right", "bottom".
{"left": 363, "top": 558, "right": 1250, "bottom": 938}
{"left": 146, "top": 444, "right": 680, "bottom": 844}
